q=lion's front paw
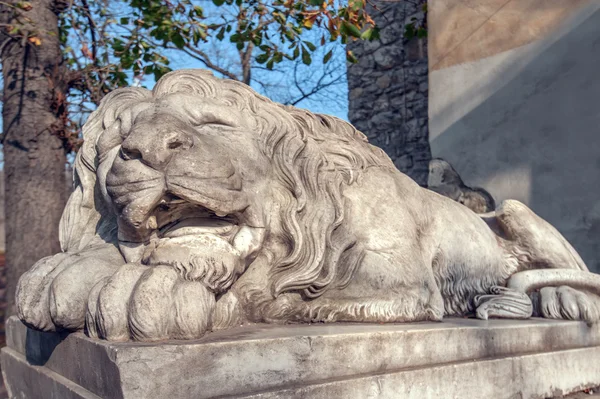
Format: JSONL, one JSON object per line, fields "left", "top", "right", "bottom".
{"left": 532, "top": 286, "right": 600, "bottom": 322}
{"left": 16, "top": 252, "right": 72, "bottom": 331}
{"left": 16, "top": 246, "right": 123, "bottom": 332}
{"left": 145, "top": 236, "right": 245, "bottom": 294}
{"left": 87, "top": 263, "right": 216, "bottom": 341}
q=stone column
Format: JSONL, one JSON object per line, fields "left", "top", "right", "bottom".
{"left": 347, "top": 1, "right": 430, "bottom": 186}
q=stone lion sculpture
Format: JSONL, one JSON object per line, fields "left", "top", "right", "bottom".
{"left": 16, "top": 69, "right": 600, "bottom": 342}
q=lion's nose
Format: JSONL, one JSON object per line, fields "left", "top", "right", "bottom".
{"left": 121, "top": 128, "right": 194, "bottom": 170}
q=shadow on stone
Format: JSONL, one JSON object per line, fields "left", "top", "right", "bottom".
{"left": 25, "top": 327, "right": 68, "bottom": 366}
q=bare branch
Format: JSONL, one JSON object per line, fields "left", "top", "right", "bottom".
{"left": 180, "top": 44, "right": 241, "bottom": 81}
{"left": 79, "top": 0, "right": 98, "bottom": 62}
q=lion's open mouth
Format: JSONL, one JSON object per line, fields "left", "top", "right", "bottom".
{"left": 151, "top": 194, "right": 240, "bottom": 241}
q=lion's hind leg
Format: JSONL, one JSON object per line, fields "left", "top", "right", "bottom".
{"left": 475, "top": 200, "right": 600, "bottom": 323}
{"left": 494, "top": 200, "right": 588, "bottom": 271}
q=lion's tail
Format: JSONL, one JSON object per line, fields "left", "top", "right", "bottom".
{"left": 507, "top": 269, "right": 600, "bottom": 295}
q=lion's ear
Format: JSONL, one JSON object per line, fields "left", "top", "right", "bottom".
{"left": 59, "top": 87, "right": 151, "bottom": 253}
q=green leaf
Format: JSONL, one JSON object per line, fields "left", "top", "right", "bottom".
{"left": 348, "top": 0, "right": 362, "bottom": 11}
{"left": 154, "top": 65, "right": 172, "bottom": 81}
{"left": 341, "top": 21, "right": 361, "bottom": 38}
{"left": 172, "top": 32, "right": 185, "bottom": 49}
{"left": 293, "top": 45, "right": 300, "bottom": 60}
{"left": 230, "top": 32, "right": 241, "bottom": 42}
{"left": 256, "top": 53, "right": 269, "bottom": 64}
{"left": 301, "top": 46, "right": 311, "bottom": 65}
{"left": 308, "top": 0, "right": 321, "bottom": 5}
{"left": 323, "top": 49, "right": 333, "bottom": 64}
{"left": 266, "top": 58, "right": 274, "bottom": 70}
{"left": 212, "top": 0, "right": 225, "bottom": 6}
{"left": 360, "top": 28, "right": 373, "bottom": 40}
{"left": 111, "top": 39, "right": 125, "bottom": 52}
{"left": 284, "top": 29, "right": 294, "bottom": 41}
{"left": 417, "top": 27, "right": 427, "bottom": 38}
{"left": 120, "top": 17, "right": 130, "bottom": 25}
{"left": 371, "top": 26, "right": 381, "bottom": 41}
{"left": 192, "top": 29, "right": 207, "bottom": 45}
{"left": 216, "top": 27, "right": 225, "bottom": 40}
{"left": 303, "top": 41, "right": 316, "bottom": 51}
{"left": 404, "top": 23, "right": 416, "bottom": 40}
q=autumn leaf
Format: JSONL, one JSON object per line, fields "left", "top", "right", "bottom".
{"left": 28, "top": 36, "right": 41, "bottom": 46}
{"left": 81, "top": 43, "right": 94, "bottom": 60}
{"left": 346, "top": 50, "right": 358, "bottom": 63}
{"left": 17, "top": 1, "right": 33, "bottom": 11}
{"left": 302, "top": 19, "right": 313, "bottom": 29}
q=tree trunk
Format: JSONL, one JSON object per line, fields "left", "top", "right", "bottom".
{"left": 0, "top": 0, "right": 68, "bottom": 317}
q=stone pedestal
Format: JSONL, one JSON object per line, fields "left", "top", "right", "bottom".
{"left": 2, "top": 316, "right": 600, "bottom": 398}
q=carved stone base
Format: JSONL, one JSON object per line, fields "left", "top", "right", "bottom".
{"left": 2, "top": 316, "right": 600, "bottom": 399}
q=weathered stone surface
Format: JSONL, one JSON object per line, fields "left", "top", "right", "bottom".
{"left": 2, "top": 349, "right": 100, "bottom": 399}
{"left": 3, "top": 316, "right": 600, "bottom": 398}
{"left": 347, "top": 1, "right": 431, "bottom": 186}
{"left": 428, "top": 0, "right": 592, "bottom": 70}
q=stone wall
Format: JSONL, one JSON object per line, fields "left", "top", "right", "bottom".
{"left": 347, "top": 1, "right": 430, "bottom": 186}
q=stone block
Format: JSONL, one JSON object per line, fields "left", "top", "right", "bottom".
{"left": 3, "top": 316, "right": 600, "bottom": 398}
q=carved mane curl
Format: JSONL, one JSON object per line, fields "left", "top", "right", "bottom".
{"left": 62, "top": 69, "right": 394, "bottom": 299}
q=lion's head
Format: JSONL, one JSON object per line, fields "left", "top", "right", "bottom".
{"left": 52, "top": 69, "right": 397, "bottom": 338}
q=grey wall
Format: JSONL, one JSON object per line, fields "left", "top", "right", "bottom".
{"left": 430, "top": 3, "right": 600, "bottom": 272}
{"left": 347, "top": 1, "right": 430, "bottom": 186}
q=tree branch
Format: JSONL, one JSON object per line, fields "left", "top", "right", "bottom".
{"left": 79, "top": 0, "right": 98, "bottom": 62}
{"left": 180, "top": 44, "right": 240, "bottom": 81}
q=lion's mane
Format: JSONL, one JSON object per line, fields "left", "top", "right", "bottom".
{"left": 61, "top": 69, "right": 394, "bottom": 300}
